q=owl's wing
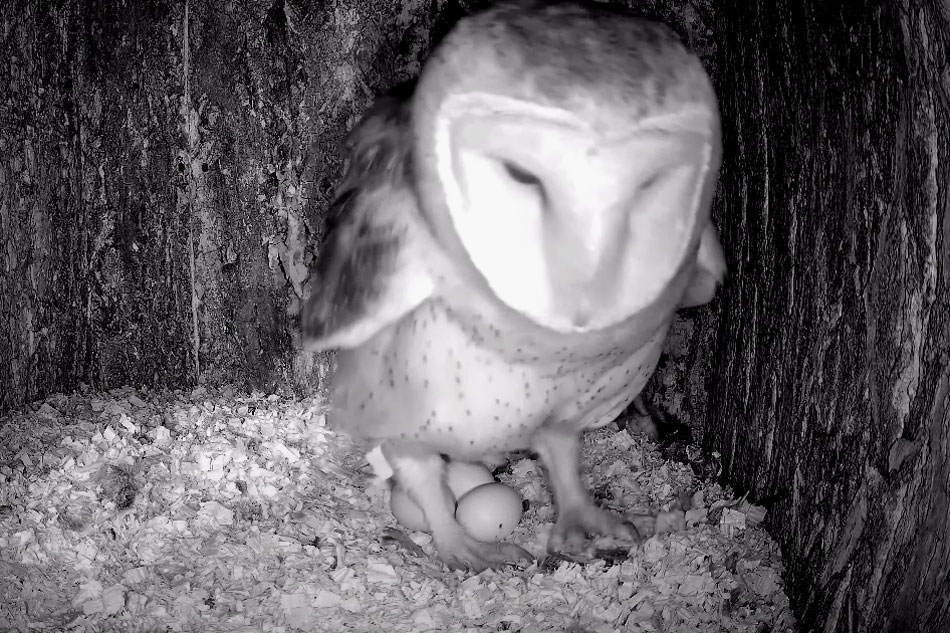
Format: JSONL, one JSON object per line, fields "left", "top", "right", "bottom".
{"left": 680, "top": 221, "right": 727, "bottom": 308}
{"left": 301, "top": 94, "right": 437, "bottom": 350}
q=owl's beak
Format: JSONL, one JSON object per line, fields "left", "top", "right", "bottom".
{"left": 543, "top": 202, "right": 626, "bottom": 329}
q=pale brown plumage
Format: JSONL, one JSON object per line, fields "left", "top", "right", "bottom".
{"left": 302, "top": 0, "right": 725, "bottom": 571}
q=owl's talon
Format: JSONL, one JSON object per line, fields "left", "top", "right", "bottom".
{"left": 547, "top": 504, "right": 641, "bottom": 554}
{"left": 436, "top": 527, "right": 533, "bottom": 572}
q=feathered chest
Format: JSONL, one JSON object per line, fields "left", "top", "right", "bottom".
{"left": 327, "top": 295, "right": 671, "bottom": 459}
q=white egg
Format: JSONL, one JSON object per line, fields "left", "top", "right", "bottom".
{"left": 445, "top": 461, "right": 495, "bottom": 499}
{"left": 389, "top": 484, "right": 429, "bottom": 532}
{"left": 455, "top": 482, "right": 523, "bottom": 542}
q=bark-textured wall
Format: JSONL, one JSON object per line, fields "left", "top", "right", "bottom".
{"left": 706, "top": 0, "right": 950, "bottom": 631}
{"left": 0, "top": 0, "right": 441, "bottom": 410}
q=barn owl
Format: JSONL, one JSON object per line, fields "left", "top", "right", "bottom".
{"left": 302, "top": 0, "right": 725, "bottom": 571}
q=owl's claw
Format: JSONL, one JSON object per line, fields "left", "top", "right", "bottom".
{"left": 532, "top": 426, "right": 642, "bottom": 554}
{"left": 435, "top": 524, "right": 533, "bottom": 572}
{"left": 546, "top": 502, "right": 641, "bottom": 554}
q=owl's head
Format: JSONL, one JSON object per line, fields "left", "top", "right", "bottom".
{"left": 410, "top": 0, "right": 721, "bottom": 333}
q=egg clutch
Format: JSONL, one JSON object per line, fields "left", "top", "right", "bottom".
{"left": 390, "top": 461, "right": 524, "bottom": 543}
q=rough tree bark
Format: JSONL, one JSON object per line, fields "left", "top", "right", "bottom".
{"left": 0, "top": 0, "right": 441, "bottom": 410}
{"left": 701, "top": 0, "right": 950, "bottom": 631}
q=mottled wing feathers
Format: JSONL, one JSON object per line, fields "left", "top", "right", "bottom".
{"left": 301, "top": 94, "right": 436, "bottom": 350}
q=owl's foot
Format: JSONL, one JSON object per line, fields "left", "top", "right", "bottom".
{"left": 532, "top": 425, "right": 641, "bottom": 554}
{"left": 546, "top": 502, "right": 640, "bottom": 553}
{"left": 434, "top": 523, "right": 533, "bottom": 572}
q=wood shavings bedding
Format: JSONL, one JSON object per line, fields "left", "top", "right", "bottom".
{"left": 0, "top": 386, "right": 796, "bottom": 632}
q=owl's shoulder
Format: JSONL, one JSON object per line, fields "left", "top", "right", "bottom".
{"left": 301, "top": 96, "right": 446, "bottom": 351}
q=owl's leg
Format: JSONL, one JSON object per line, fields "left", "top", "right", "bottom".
{"left": 533, "top": 425, "right": 641, "bottom": 553}
{"left": 381, "top": 441, "right": 532, "bottom": 572}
